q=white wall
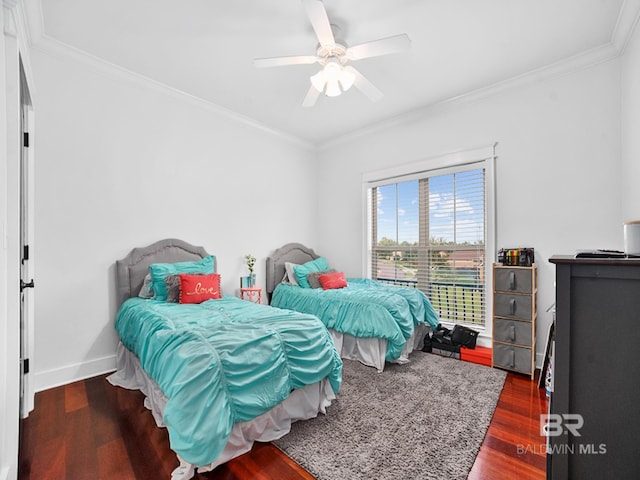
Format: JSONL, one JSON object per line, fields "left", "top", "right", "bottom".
{"left": 30, "top": 48, "right": 318, "bottom": 391}
{"left": 316, "top": 59, "right": 623, "bottom": 365}
{"left": 622, "top": 20, "right": 640, "bottom": 222}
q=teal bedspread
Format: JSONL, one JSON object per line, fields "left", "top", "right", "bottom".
{"left": 270, "top": 278, "right": 439, "bottom": 362}
{"left": 115, "top": 296, "right": 342, "bottom": 466}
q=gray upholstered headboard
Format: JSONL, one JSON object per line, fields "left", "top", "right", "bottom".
{"left": 115, "top": 238, "right": 211, "bottom": 309}
{"left": 265, "top": 243, "right": 319, "bottom": 298}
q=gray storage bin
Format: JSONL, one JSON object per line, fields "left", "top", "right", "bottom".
{"left": 493, "top": 318, "right": 533, "bottom": 346}
{"left": 493, "top": 343, "right": 533, "bottom": 374}
{"left": 494, "top": 267, "right": 533, "bottom": 293}
{"left": 494, "top": 293, "right": 533, "bottom": 320}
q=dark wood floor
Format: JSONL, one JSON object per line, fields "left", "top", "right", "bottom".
{"left": 19, "top": 365, "right": 548, "bottom": 480}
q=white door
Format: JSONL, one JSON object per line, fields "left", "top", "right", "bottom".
{"left": 19, "top": 59, "right": 35, "bottom": 417}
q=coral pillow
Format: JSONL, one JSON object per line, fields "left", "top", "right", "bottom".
{"left": 318, "top": 271, "right": 347, "bottom": 290}
{"left": 179, "top": 273, "right": 222, "bottom": 304}
{"left": 149, "top": 255, "right": 215, "bottom": 301}
{"left": 307, "top": 269, "right": 337, "bottom": 289}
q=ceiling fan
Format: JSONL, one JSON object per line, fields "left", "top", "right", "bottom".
{"left": 253, "top": 0, "right": 411, "bottom": 107}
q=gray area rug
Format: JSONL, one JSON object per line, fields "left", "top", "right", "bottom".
{"left": 274, "top": 352, "right": 507, "bottom": 480}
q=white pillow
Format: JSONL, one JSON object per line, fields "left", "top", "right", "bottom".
{"left": 284, "top": 262, "right": 299, "bottom": 286}
{"left": 138, "top": 273, "right": 154, "bottom": 298}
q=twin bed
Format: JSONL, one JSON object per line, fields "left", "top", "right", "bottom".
{"left": 107, "top": 239, "right": 341, "bottom": 479}
{"left": 108, "top": 238, "right": 439, "bottom": 478}
{"left": 266, "top": 242, "right": 440, "bottom": 372}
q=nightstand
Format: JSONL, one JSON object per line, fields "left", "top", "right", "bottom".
{"left": 240, "top": 287, "right": 262, "bottom": 304}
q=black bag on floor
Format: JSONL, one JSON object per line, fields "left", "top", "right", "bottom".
{"left": 422, "top": 334, "right": 432, "bottom": 353}
{"left": 428, "top": 324, "right": 458, "bottom": 358}
{"left": 432, "top": 324, "right": 454, "bottom": 345}
{"left": 432, "top": 341, "right": 461, "bottom": 359}
{"left": 451, "top": 324, "right": 479, "bottom": 349}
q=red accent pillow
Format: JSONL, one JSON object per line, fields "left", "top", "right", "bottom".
{"left": 318, "top": 271, "right": 347, "bottom": 290}
{"left": 178, "top": 273, "right": 222, "bottom": 304}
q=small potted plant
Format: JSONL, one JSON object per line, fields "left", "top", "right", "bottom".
{"left": 245, "top": 254, "right": 256, "bottom": 287}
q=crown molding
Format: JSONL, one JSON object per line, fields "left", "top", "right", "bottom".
{"left": 612, "top": 0, "right": 640, "bottom": 53}
{"left": 320, "top": 41, "right": 622, "bottom": 151}
{"left": 3, "top": 3, "right": 17, "bottom": 37}
{"left": 3, "top": 1, "right": 22, "bottom": 38}
{"left": 31, "top": 34, "right": 315, "bottom": 151}
{"left": 4, "top": 0, "right": 36, "bottom": 95}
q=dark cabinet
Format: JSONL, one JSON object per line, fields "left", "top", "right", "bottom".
{"left": 548, "top": 256, "right": 640, "bottom": 479}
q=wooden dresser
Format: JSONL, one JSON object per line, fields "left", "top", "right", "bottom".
{"left": 492, "top": 263, "right": 537, "bottom": 378}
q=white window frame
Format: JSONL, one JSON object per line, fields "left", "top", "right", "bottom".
{"left": 361, "top": 145, "right": 497, "bottom": 338}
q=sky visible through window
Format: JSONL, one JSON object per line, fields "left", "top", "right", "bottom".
{"left": 376, "top": 169, "right": 484, "bottom": 245}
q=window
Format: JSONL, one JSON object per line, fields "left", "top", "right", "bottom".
{"left": 366, "top": 148, "right": 494, "bottom": 328}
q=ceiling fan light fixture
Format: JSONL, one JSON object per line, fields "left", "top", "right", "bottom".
{"left": 325, "top": 79, "right": 342, "bottom": 97}
{"left": 338, "top": 67, "right": 356, "bottom": 91}
{"left": 323, "top": 60, "right": 342, "bottom": 81}
{"left": 310, "top": 60, "right": 354, "bottom": 97}
{"left": 310, "top": 70, "right": 326, "bottom": 92}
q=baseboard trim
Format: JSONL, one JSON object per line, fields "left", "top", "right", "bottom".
{"left": 34, "top": 355, "right": 116, "bottom": 392}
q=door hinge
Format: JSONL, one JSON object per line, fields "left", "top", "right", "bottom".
{"left": 23, "top": 358, "right": 29, "bottom": 374}
{"left": 23, "top": 132, "right": 29, "bottom": 148}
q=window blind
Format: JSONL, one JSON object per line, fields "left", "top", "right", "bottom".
{"left": 370, "top": 165, "right": 487, "bottom": 326}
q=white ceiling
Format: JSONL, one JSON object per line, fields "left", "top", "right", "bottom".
{"left": 24, "top": 0, "right": 638, "bottom": 146}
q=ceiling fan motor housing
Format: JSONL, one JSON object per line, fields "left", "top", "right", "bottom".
{"left": 316, "top": 42, "right": 348, "bottom": 65}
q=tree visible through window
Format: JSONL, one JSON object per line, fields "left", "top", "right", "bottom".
{"left": 370, "top": 167, "right": 486, "bottom": 326}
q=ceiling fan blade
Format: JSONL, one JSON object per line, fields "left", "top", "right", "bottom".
{"left": 344, "top": 66, "right": 383, "bottom": 102}
{"left": 253, "top": 55, "right": 318, "bottom": 68}
{"left": 302, "top": 0, "right": 335, "bottom": 47}
{"left": 347, "top": 34, "right": 411, "bottom": 61}
{"left": 302, "top": 85, "right": 321, "bottom": 107}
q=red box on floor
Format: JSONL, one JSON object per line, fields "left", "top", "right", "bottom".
{"left": 460, "top": 346, "right": 492, "bottom": 366}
